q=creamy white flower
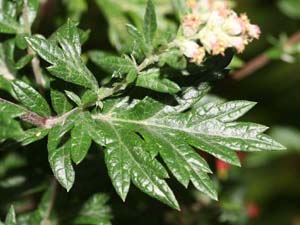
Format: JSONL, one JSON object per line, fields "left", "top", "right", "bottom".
{"left": 223, "top": 13, "right": 243, "bottom": 36}
{"left": 179, "top": 0, "right": 261, "bottom": 62}
{"left": 182, "top": 14, "right": 201, "bottom": 36}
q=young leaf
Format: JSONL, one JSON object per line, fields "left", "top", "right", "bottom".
{"left": 74, "top": 194, "right": 112, "bottom": 225}
{"left": 51, "top": 89, "right": 73, "bottom": 115}
{"left": 5, "top": 206, "right": 16, "bottom": 225}
{"left": 143, "top": 0, "right": 157, "bottom": 45}
{"left": 25, "top": 21, "right": 99, "bottom": 90}
{"left": 65, "top": 90, "right": 82, "bottom": 106}
{"left": 88, "top": 88, "right": 285, "bottom": 208}
{"left": 82, "top": 90, "right": 98, "bottom": 106}
{"left": 136, "top": 69, "right": 181, "bottom": 94}
{"left": 12, "top": 80, "right": 51, "bottom": 117}
{"left": 126, "top": 24, "right": 149, "bottom": 55}
{"left": 89, "top": 51, "right": 135, "bottom": 75}
{"left": 126, "top": 69, "right": 137, "bottom": 83}
{"left": 15, "top": 55, "right": 33, "bottom": 70}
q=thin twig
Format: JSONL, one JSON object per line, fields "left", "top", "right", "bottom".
{"left": 231, "top": 31, "right": 300, "bottom": 80}
{"left": 41, "top": 179, "right": 58, "bottom": 225}
{"left": 22, "top": 0, "right": 44, "bottom": 89}
{"left": 0, "top": 97, "right": 47, "bottom": 127}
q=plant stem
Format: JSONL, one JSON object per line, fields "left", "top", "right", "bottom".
{"left": 0, "top": 97, "right": 47, "bottom": 127}
{"left": 231, "top": 31, "right": 300, "bottom": 80}
{"left": 137, "top": 55, "right": 159, "bottom": 72}
{"left": 22, "top": 0, "right": 44, "bottom": 89}
{"left": 41, "top": 179, "right": 58, "bottom": 225}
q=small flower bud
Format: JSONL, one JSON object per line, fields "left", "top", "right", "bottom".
{"left": 223, "top": 13, "right": 243, "bottom": 36}
{"left": 182, "top": 14, "right": 201, "bottom": 36}
{"left": 179, "top": 40, "right": 205, "bottom": 64}
{"left": 247, "top": 24, "right": 261, "bottom": 39}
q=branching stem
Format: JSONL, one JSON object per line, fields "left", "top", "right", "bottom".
{"left": 231, "top": 31, "right": 300, "bottom": 80}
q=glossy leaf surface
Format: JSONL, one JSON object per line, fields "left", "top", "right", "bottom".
{"left": 25, "top": 21, "right": 99, "bottom": 90}
{"left": 83, "top": 85, "right": 285, "bottom": 209}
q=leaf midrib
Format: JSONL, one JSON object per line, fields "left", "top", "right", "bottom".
{"left": 106, "top": 120, "right": 176, "bottom": 205}
{"left": 94, "top": 114, "right": 262, "bottom": 142}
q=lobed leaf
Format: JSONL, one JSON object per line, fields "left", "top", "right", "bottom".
{"left": 85, "top": 87, "right": 285, "bottom": 208}
{"left": 25, "top": 21, "right": 99, "bottom": 90}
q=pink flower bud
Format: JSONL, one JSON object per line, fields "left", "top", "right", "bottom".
{"left": 223, "top": 13, "right": 243, "bottom": 36}
{"left": 247, "top": 24, "right": 261, "bottom": 39}
{"left": 182, "top": 14, "right": 201, "bottom": 36}
{"left": 179, "top": 40, "right": 205, "bottom": 64}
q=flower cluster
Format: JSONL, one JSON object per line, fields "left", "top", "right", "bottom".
{"left": 177, "top": 0, "right": 261, "bottom": 65}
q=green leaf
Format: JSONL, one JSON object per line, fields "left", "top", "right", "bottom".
{"left": 70, "top": 113, "right": 92, "bottom": 164}
{"left": 12, "top": 80, "right": 51, "bottom": 117}
{"left": 136, "top": 69, "right": 181, "bottom": 94}
{"left": 0, "top": 41, "right": 16, "bottom": 81}
{"left": 89, "top": 51, "right": 135, "bottom": 75}
{"left": 0, "top": 1, "right": 20, "bottom": 34}
{"left": 88, "top": 87, "right": 285, "bottom": 208}
{"left": 74, "top": 194, "right": 112, "bottom": 225}
{"left": 5, "top": 206, "right": 16, "bottom": 225}
{"left": 51, "top": 89, "right": 73, "bottom": 115}
{"left": 65, "top": 90, "right": 82, "bottom": 106}
{"left": 95, "top": 0, "right": 131, "bottom": 50}
{"left": 126, "top": 69, "right": 137, "bottom": 83}
{"left": 25, "top": 21, "right": 99, "bottom": 90}
{"left": 143, "top": 0, "right": 157, "bottom": 45}
{"left": 78, "top": 112, "right": 107, "bottom": 146}
{"left": 0, "top": 76, "right": 13, "bottom": 94}
{"left": 0, "top": 0, "right": 38, "bottom": 34}
{"left": 158, "top": 49, "right": 187, "bottom": 70}
{"left": 0, "top": 102, "right": 24, "bottom": 141}
{"left": 126, "top": 24, "right": 149, "bottom": 55}
{"left": 15, "top": 55, "right": 33, "bottom": 70}
{"left": 82, "top": 90, "right": 98, "bottom": 106}
{"left": 47, "top": 114, "right": 78, "bottom": 191}
{"left": 16, "top": 127, "right": 49, "bottom": 146}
